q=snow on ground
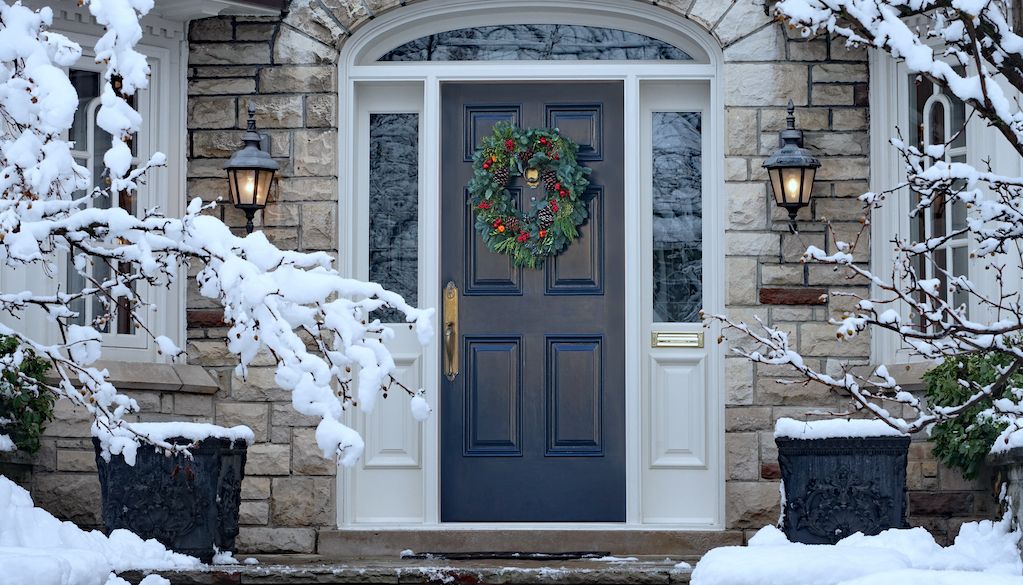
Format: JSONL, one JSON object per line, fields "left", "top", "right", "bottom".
{"left": 0, "top": 475, "right": 199, "bottom": 585}
{"left": 691, "top": 516, "right": 1023, "bottom": 585}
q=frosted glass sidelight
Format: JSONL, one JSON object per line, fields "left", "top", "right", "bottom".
{"left": 379, "top": 24, "right": 692, "bottom": 61}
{"left": 652, "top": 112, "right": 702, "bottom": 323}
{"left": 369, "top": 113, "right": 420, "bottom": 323}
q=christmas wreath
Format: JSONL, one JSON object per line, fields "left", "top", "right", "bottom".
{"left": 467, "top": 122, "right": 591, "bottom": 268}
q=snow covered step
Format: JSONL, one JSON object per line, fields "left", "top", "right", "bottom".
{"left": 317, "top": 529, "right": 743, "bottom": 559}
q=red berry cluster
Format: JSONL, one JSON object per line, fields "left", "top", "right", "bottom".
{"left": 549, "top": 201, "right": 559, "bottom": 213}
{"left": 505, "top": 139, "right": 515, "bottom": 150}
{"left": 553, "top": 182, "right": 569, "bottom": 198}
{"left": 477, "top": 201, "right": 491, "bottom": 210}
{"left": 517, "top": 232, "right": 529, "bottom": 243}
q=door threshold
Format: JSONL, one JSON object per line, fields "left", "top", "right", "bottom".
{"left": 317, "top": 528, "right": 743, "bottom": 559}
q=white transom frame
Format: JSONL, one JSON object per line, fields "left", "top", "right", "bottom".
{"left": 336, "top": 0, "right": 725, "bottom": 529}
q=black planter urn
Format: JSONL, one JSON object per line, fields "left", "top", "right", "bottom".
{"left": 93, "top": 436, "right": 247, "bottom": 562}
{"left": 777, "top": 435, "right": 911, "bottom": 544}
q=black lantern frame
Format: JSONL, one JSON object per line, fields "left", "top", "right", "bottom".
{"left": 762, "top": 100, "right": 821, "bottom": 232}
{"left": 225, "top": 104, "right": 279, "bottom": 234}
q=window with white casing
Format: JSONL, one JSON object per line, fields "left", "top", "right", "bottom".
{"left": 2, "top": 6, "right": 187, "bottom": 362}
{"left": 870, "top": 52, "right": 1014, "bottom": 365}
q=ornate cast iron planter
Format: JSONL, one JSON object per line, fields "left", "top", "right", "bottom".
{"left": 93, "top": 436, "right": 247, "bottom": 562}
{"left": 777, "top": 435, "right": 910, "bottom": 544}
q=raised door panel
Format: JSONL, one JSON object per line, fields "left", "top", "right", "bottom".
{"left": 546, "top": 336, "right": 603, "bottom": 456}
{"left": 464, "top": 336, "right": 522, "bottom": 456}
{"left": 649, "top": 352, "right": 706, "bottom": 468}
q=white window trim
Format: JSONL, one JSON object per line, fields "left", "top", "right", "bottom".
{"left": 869, "top": 49, "right": 1022, "bottom": 366}
{"left": 3, "top": 4, "right": 188, "bottom": 362}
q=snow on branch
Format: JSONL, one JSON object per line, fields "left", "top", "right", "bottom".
{"left": 0, "top": 1, "right": 433, "bottom": 467}
{"left": 708, "top": 0, "right": 1023, "bottom": 445}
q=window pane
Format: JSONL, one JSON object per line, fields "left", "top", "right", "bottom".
{"left": 652, "top": 112, "right": 702, "bottom": 323}
{"left": 952, "top": 245, "right": 969, "bottom": 311}
{"left": 379, "top": 25, "right": 692, "bottom": 61}
{"left": 369, "top": 113, "right": 419, "bottom": 323}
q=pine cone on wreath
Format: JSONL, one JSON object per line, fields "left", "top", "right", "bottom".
{"left": 504, "top": 216, "right": 520, "bottom": 233}
{"left": 542, "top": 169, "right": 558, "bottom": 191}
{"left": 518, "top": 148, "right": 535, "bottom": 164}
{"left": 492, "top": 166, "right": 510, "bottom": 186}
{"left": 537, "top": 205, "right": 555, "bottom": 231}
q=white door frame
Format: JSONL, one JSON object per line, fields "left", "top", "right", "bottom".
{"left": 337, "top": 0, "right": 725, "bottom": 529}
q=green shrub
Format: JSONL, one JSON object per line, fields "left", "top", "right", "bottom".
{"left": 0, "top": 335, "right": 53, "bottom": 455}
{"left": 924, "top": 350, "right": 1023, "bottom": 479}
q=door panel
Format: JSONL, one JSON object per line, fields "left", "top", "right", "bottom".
{"left": 441, "top": 82, "right": 625, "bottom": 522}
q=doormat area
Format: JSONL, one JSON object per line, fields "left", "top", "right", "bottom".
{"left": 404, "top": 551, "right": 611, "bottom": 560}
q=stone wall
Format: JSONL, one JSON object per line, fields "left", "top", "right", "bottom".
{"left": 13, "top": 0, "right": 977, "bottom": 554}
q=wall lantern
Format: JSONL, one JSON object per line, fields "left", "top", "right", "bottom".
{"left": 762, "top": 100, "right": 820, "bottom": 232}
{"left": 225, "top": 103, "right": 279, "bottom": 234}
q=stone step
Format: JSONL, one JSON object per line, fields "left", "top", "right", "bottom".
{"left": 121, "top": 555, "right": 698, "bottom": 585}
{"left": 317, "top": 529, "right": 744, "bottom": 559}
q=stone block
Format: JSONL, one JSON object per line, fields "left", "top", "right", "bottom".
{"left": 217, "top": 402, "right": 270, "bottom": 442}
{"left": 814, "top": 197, "right": 867, "bottom": 222}
{"left": 726, "top": 358, "right": 754, "bottom": 405}
{"left": 812, "top": 63, "right": 868, "bottom": 83}
{"left": 725, "top": 157, "right": 748, "bottom": 181}
{"left": 727, "top": 257, "right": 758, "bottom": 305}
{"left": 260, "top": 66, "right": 336, "bottom": 93}
{"left": 33, "top": 473, "right": 101, "bottom": 526}
{"left": 278, "top": 177, "right": 337, "bottom": 202}
{"left": 174, "top": 393, "right": 214, "bottom": 416}
{"left": 715, "top": 0, "right": 771, "bottom": 45}
{"left": 761, "top": 264, "right": 803, "bottom": 286}
{"left": 725, "top": 109, "right": 758, "bottom": 156}
{"left": 909, "top": 492, "right": 974, "bottom": 517}
{"left": 688, "top": 0, "right": 731, "bottom": 31}
{"left": 756, "top": 377, "right": 841, "bottom": 406}
{"left": 294, "top": 130, "right": 338, "bottom": 177}
{"left": 271, "top": 402, "right": 319, "bottom": 428}
{"left": 829, "top": 37, "right": 868, "bottom": 61}
{"left": 727, "top": 182, "right": 766, "bottom": 230}
{"left": 726, "top": 407, "right": 772, "bottom": 432}
{"left": 724, "top": 24, "right": 786, "bottom": 62}
{"left": 727, "top": 432, "right": 759, "bottom": 481}
{"left": 804, "top": 131, "right": 868, "bottom": 156}
{"left": 189, "top": 77, "right": 257, "bottom": 96}
{"left": 236, "top": 23, "right": 276, "bottom": 42}
{"left": 274, "top": 26, "right": 336, "bottom": 65}
{"left": 190, "top": 43, "right": 271, "bottom": 66}
{"left": 832, "top": 109, "right": 867, "bottom": 130}
{"left": 188, "top": 97, "right": 237, "bottom": 129}
{"left": 236, "top": 527, "right": 316, "bottom": 553}
{"left": 248, "top": 95, "right": 304, "bottom": 129}
{"left": 192, "top": 130, "right": 245, "bottom": 158}
{"left": 241, "top": 476, "right": 272, "bottom": 500}
{"left": 816, "top": 157, "right": 869, "bottom": 181}
{"left": 240, "top": 500, "right": 270, "bottom": 525}
{"left": 726, "top": 63, "right": 808, "bottom": 107}
{"left": 189, "top": 18, "right": 233, "bottom": 42}
{"left": 725, "top": 232, "right": 779, "bottom": 256}
{"left": 300, "top": 201, "right": 338, "bottom": 250}
{"left": 799, "top": 322, "right": 869, "bottom": 357}
{"left": 306, "top": 94, "right": 337, "bottom": 127}
{"left": 271, "top": 476, "right": 333, "bottom": 526}
{"left": 232, "top": 368, "right": 291, "bottom": 402}
{"left": 293, "top": 428, "right": 337, "bottom": 476}
{"left": 762, "top": 107, "right": 830, "bottom": 132}
{"left": 186, "top": 339, "right": 236, "bottom": 367}
{"left": 726, "top": 481, "right": 781, "bottom": 528}
{"left": 245, "top": 442, "right": 291, "bottom": 476}
{"left": 56, "top": 450, "right": 96, "bottom": 472}
{"left": 787, "top": 39, "right": 828, "bottom": 61}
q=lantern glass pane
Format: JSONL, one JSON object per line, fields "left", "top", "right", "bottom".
{"left": 769, "top": 168, "right": 784, "bottom": 205}
{"left": 800, "top": 167, "right": 815, "bottom": 204}
{"left": 254, "top": 169, "right": 275, "bottom": 207}
{"left": 780, "top": 167, "right": 803, "bottom": 205}
{"left": 230, "top": 169, "right": 257, "bottom": 206}
{"left": 227, "top": 170, "right": 239, "bottom": 205}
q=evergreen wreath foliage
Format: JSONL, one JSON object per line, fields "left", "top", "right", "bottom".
{"left": 467, "top": 122, "right": 591, "bottom": 268}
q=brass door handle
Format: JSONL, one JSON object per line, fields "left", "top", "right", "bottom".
{"left": 443, "top": 281, "right": 459, "bottom": 381}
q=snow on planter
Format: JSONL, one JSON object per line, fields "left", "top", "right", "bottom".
{"left": 774, "top": 417, "right": 907, "bottom": 440}
{"left": 91, "top": 422, "right": 252, "bottom": 562}
{"left": 0, "top": 475, "right": 197, "bottom": 585}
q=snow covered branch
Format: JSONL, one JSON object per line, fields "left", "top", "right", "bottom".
{"left": 708, "top": 0, "right": 1023, "bottom": 446}
{"left": 0, "top": 1, "right": 433, "bottom": 467}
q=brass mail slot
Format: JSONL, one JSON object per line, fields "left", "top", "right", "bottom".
{"left": 651, "top": 331, "right": 704, "bottom": 348}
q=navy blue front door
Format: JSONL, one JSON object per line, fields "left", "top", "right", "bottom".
{"left": 440, "top": 82, "right": 626, "bottom": 522}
